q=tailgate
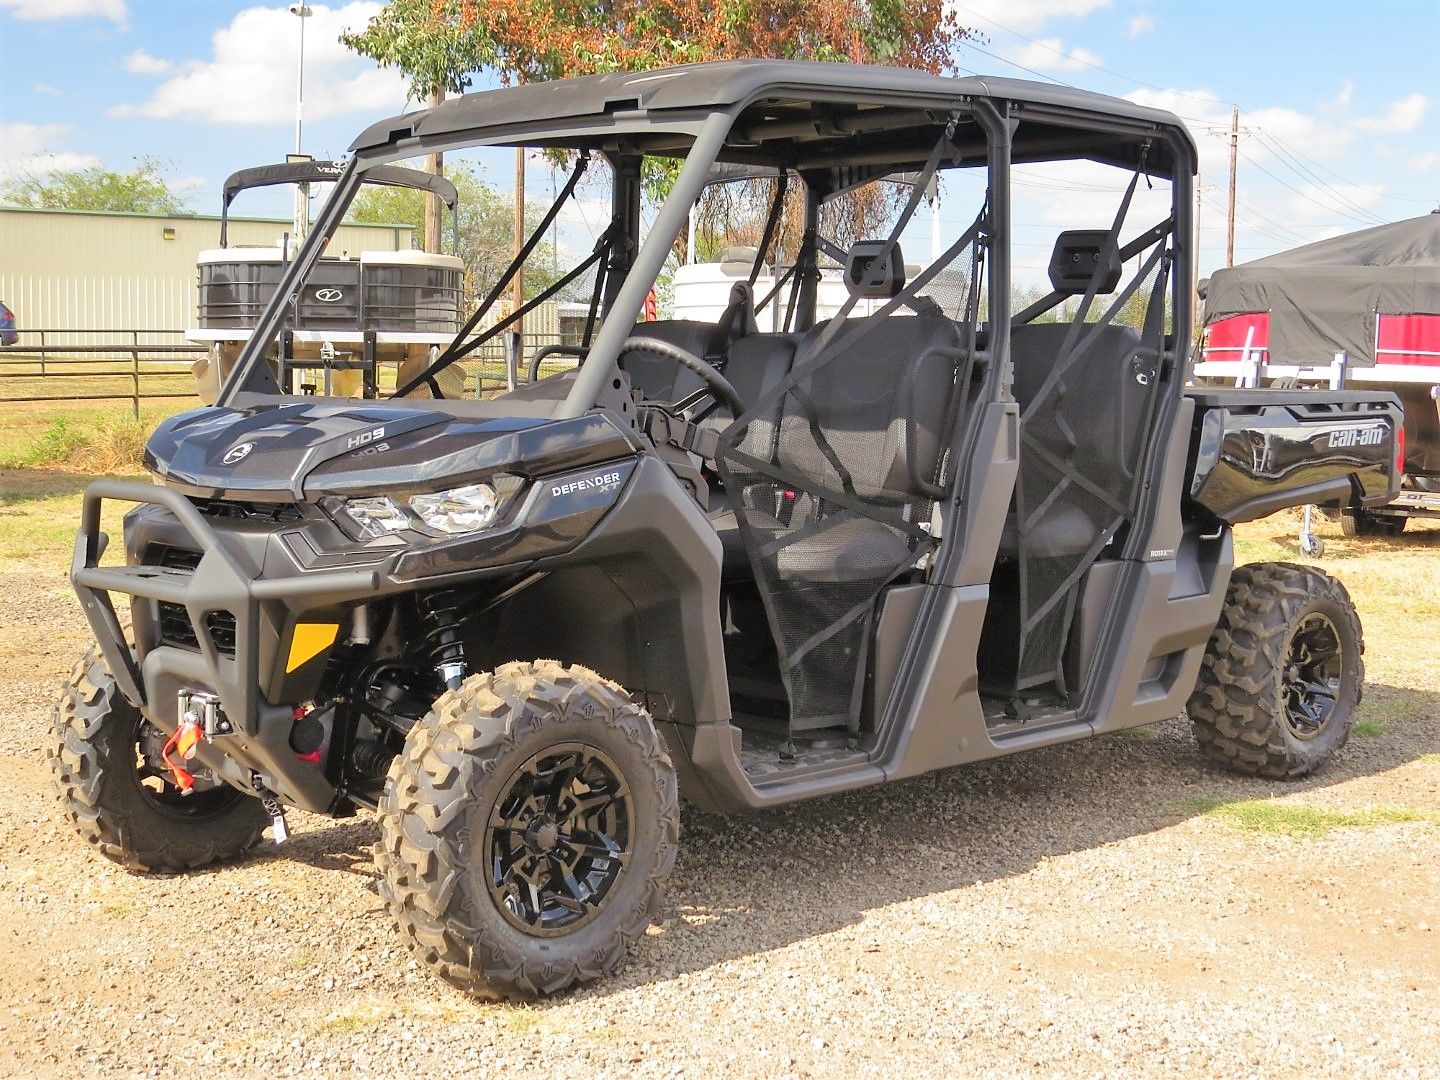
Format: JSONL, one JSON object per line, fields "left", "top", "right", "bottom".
{"left": 1185, "top": 388, "right": 1403, "bottom": 524}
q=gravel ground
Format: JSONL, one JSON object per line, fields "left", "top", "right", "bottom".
{"left": 1, "top": 521, "right": 1438, "bottom": 1079}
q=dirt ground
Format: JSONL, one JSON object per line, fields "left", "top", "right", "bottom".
{"left": 0, "top": 512, "right": 1437, "bottom": 1078}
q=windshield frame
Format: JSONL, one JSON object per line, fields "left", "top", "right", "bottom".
{"left": 215, "top": 108, "right": 736, "bottom": 411}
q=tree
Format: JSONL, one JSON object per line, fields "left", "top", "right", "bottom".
{"left": 1, "top": 157, "right": 187, "bottom": 214}
{"left": 348, "top": 165, "right": 567, "bottom": 305}
{"left": 344, "top": 0, "right": 958, "bottom": 85}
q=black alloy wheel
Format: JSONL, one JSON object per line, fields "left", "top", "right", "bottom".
{"left": 485, "top": 742, "right": 633, "bottom": 935}
{"left": 1281, "top": 613, "right": 1343, "bottom": 741}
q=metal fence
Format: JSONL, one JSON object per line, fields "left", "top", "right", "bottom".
{"left": 0, "top": 329, "right": 205, "bottom": 417}
{"left": 0, "top": 329, "right": 582, "bottom": 416}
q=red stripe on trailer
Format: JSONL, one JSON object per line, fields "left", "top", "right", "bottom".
{"left": 1377, "top": 313, "right": 1440, "bottom": 365}
{"left": 1202, "top": 312, "right": 1269, "bottom": 360}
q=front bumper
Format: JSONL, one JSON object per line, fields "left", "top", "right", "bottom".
{"left": 73, "top": 479, "right": 382, "bottom": 810}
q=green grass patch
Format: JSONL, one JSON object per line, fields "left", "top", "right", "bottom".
{"left": 1110, "top": 725, "right": 1157, "bottom": 740}
{"left": 0, "top": 470, "right": 139, "bottom": 566}
{"left": 1173, "top": 797, "right": 1433, "bottom": 838}
{"left": 1352, "top": 719, "right": 1392, "bottom": 738}
{"left": 0, "top": 414, "right": 152, "bottom": 473}
{"left": 318, "top": 1011, "right": 380, "bottom": 1034}
{"left": 1417, "top": 754, "right": 1440, "bottom": 765}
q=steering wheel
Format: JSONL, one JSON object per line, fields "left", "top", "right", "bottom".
{"left": 620, "top": 335, "right": 748, "bottom": 418}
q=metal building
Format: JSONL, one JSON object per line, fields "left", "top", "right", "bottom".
{"left": 0, "top": 206, "right": 413, "bottom": 335}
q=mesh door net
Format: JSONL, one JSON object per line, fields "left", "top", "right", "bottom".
{"left": 1009, "top": 178, "right": 1173, "bottom": 694}
{"left": 715, "top": 219, "right": 986, "bottom": 734}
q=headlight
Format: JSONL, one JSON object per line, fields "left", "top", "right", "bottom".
{"left": 332, "top": 480, "right": 512, "bottom": 540}
{"left": 409, "top": 483, "right": 499, "bottom": 534}
{"left": 341, "top": 496, "right": 410, "bottom": 539}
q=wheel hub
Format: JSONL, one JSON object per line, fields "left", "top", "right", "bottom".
{"left": 525, "top": 817, "right": 561, "bottom": 852}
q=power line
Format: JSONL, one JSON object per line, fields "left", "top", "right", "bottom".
{"left": 1236, "top": 148, "right": 1386, "bottom": 229}
{"left": 950, "top": 4, "right": 1237, "bottom": 113}
{"left": 1242, "top": 115, "right": 1438, "bottom": 205}
{"left": 1249, "top": 131, "right": 1388, "bottom": 225}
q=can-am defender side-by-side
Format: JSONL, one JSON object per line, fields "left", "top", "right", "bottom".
{"left": 52, "top": 61, "right": 1402, "bottom": 999}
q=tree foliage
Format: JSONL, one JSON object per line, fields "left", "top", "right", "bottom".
{"left": 342, "top": 0, "right": 972, "bottom": 265}
{"left": 343, "top": 0, "right": 966, "bottom": 89}
{"left": 1, "top": 157, "right": 188, "bottom": 214}
{"left": 347, "top": 164, "right": 567, "bottom": 304}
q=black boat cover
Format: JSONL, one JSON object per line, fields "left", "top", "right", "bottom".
{"left": 1202, "top": 212, "right": 1440, "bottom": 366}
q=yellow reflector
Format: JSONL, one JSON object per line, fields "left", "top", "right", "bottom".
{"left": 286, "top": 622, "right": 339, "bottom": 673}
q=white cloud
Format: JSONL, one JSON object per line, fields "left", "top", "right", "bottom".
{"left": 1354, "top": 93, "right": 1430, "bottom": 134}
{"left": 0, "top": 0, "right": 126, "bottom": 22}
{"left": 1126, "top": 13, "right": 1156, "bottom": 38}
{"left": 33, "top": 83, "right": 62, "bottom": 96}
{"left": 1003, "top": 38, "right": 1102, "bottom": 72}
{"left": 949, "top": 0, "right": 1111, "bottom": 35}
{"left": 123, "top": 49, "right": 172, "bottom": 76}
{"left": 1326, "top": 81, "right": 1354, "bottom": 111}
{"left": 0, "top": 123, "right": 102, "bottom": 182}
{"left": 1408, "top": 152, "right": 1439, "bottom": 174}
{"left": 111, "top": 3, "right": 408, "bottom": 127}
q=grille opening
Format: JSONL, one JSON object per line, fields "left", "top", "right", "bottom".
{"left": 188, "top": 497, "right": 304, "bottom": 524}
{"left": 145, "top": 545, "right": 237, "bottom": 656}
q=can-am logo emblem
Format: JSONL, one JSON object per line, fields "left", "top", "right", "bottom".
{"left": 222, "top": 441, "right": 255, "bottom": 464}
{"left": 1327, "top": 425, "right": 1386, "bottom": 449}
{"left": 314, "top": 288, "right": 344, "bottom": 303}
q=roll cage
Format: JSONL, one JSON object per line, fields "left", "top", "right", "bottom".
{"left": 216, "top": 60, "right": 1196, "bottom": 419}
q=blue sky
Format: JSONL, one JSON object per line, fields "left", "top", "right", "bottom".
{"left": 2, "top": 0, "right": 1437, "bottom": 283}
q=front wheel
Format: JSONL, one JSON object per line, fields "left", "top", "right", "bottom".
{"left": 376, "top": 660, "right": 679, "bottom": 1000}
{"left": 49, "top": 645, "right": 268, "bottom": 872}
{"left": 1187, "top": 563, "right": 1363, "bottom": 779}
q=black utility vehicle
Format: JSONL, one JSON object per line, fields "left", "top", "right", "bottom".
{"left": 53, "top": 62, "right": 1402, "bottom": 999}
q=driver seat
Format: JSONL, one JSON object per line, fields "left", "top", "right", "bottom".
{"left": 619, "top": 281, "right": 758, "bottom": 401}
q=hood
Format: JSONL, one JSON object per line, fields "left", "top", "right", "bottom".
{"left": 146, "top": 400, "right": 527, "bottom": 500}
{"left": 145, "top": 399, "right": 639, "bottom": 502}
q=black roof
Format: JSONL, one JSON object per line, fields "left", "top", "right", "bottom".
{"left": 349, "top": 59, "right": 1196, "bottom": 172}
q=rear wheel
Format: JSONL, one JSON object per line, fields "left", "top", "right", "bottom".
{"left": 376, "top": 660, "right": 679, "bottom": 999}
{"left": 49, "top": 645, "right": 267, "bottom": 872}
{"left": 1188, "top": 563, "right": 1363, "bottom": 779}
{"left": 1340, "top": 509, "right": 1406, "bottom": 537}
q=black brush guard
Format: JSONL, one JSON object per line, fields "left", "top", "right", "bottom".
{"left": 73, "top": 478, "right": 377, "bottom": 748}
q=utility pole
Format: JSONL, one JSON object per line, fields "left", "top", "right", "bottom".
{"left": 1204, "top": 109, "right": 1256, "bottom": 269}
{"left": 512, "top": 148, "right": 526, "bottom": 336}
{"left": 422, "top": 87, "right": 445, "bottom": 254}
{"left": 1194, "top": 168, "right": 1203, "bottom": 309}
{"left": 289, "top": 4, "right": 312, "bottom": 243}
{"left": 1226, "top": 106, "right": 1239, "bottom": 267}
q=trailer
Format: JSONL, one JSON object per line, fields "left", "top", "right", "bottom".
{"left": 1193, "top": 212, "right": 1440, "bottom": 534}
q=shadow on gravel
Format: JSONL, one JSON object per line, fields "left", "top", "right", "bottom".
{"left": 576, "top": 681, "right": 1440, "bottom": 1001}
{"left": 234, "top": 683, "right": 1439, "bottom": 1002}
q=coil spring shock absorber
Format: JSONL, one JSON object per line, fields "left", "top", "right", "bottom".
{"left": 416, "top": 587, "right": 468, "bottom": 691}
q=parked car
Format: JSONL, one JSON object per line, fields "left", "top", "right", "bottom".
{"left": 0, "top": 299, "right": 17, "bottom": 346}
